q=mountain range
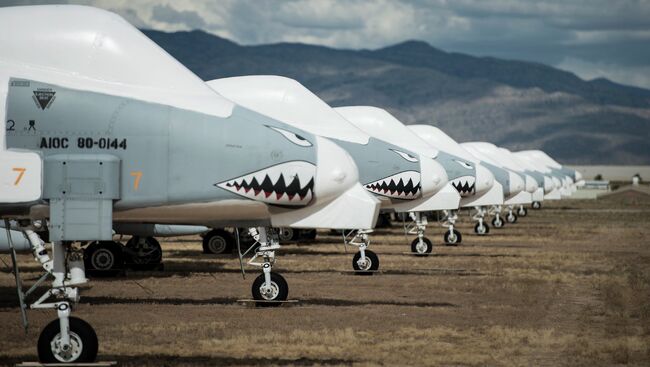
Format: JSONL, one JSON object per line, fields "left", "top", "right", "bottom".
{"left": 144, "top": 29, "right": 650, "bottom": 165}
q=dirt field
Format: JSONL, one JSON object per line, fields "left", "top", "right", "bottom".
{"left": 1, "top": 198, "right": 649, "bottom": 366}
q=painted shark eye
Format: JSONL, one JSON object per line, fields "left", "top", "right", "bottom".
{"left": 391, "top": 149, "right": 419, "bottom": 163}
{"left": 456, "top": 160, "right": 473, "bottom": 169}
{"left": 267, "top": 126, "right": 312, "bottom": 147}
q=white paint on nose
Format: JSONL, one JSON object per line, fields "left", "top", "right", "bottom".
{"left": 313, "top": 136, "right": 359, "bottom": 204}
{"left": 419, "top": 156, "right": 449, "bottom": 197}
{"left": 474, "top": 164, "right": 494, "bottom": 195}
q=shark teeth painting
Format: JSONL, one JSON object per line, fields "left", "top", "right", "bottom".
{"left": 216, "top": 161, "right": 316, "bottom": 206}
{"left": 451, "top": 176, "right": 476, "bottom": 196}
{"left": 364, "top": 171, "right": 421, "bottom": 199}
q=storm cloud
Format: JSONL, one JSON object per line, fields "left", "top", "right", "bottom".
{"left": 3, "top": 0, "right": 649, "bottom": 88}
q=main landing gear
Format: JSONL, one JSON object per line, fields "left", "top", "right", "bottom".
{"left": 442, "top": 210, "right": 461, "bottom": 246}
{"left": 343, "top": 229, "right": 379, "bottom": 274}
{"left": 4, "top": 221, "right": 98, "bottom": 363}
{"left": 406, "top": 212, "right": 432, "bottom": 256}
{"left": 245, "top": 227, "right": 288, "bottom": 306}
{"left": 83, "top": 236, "right": 163, "bottom": 276}
{"left": 472, "top": 206, "right": 490, "bottom": 236}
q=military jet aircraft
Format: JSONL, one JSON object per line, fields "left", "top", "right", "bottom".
{"left": 208, "top": 75, "right": 452, "bottom": 266}
{"left": 408, "top": 125, "right": 528, "bottom": 234}
{"left": 335, "top": 107, "right": 496, "bottom": 248}
{"left": 0, "top": 5, "right": 379, "bottom": 363}
{"left": 462, "top": 143, "right": 556, "bottom": 213}
{"left": 514, "top": 150, "right": 582, "bottom": 198}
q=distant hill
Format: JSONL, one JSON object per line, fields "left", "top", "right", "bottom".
{"left": 144, "top": 29, "right": 650, "bottom": 164}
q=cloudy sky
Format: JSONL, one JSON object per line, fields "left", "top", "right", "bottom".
{"left": 5, "top": 0, "right": 650, "bottom": 89}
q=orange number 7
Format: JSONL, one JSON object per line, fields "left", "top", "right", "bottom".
{"left": 12, "top": 167, "right": 26, "bottom": 186}
{"left": 130, "top": 171, "right": 143, "bottom": 190}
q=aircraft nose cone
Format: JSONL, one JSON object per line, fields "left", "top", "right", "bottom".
{"left": 552, "top": 176, "right": 562, "bottom": 190}
{"left": 575, "top": 171, "right": 583, "bottom": 181}
{"left": 508, "top": 171, "right": 525, "bottom": 196}
{"left": 524, "top": 174, "right": 538, "bottom": 193}
{"left": 543, "top": 175, "right": 554, "bottom": 193}
{"left": 474, "top": 164, "right": 495, "bottom": 195}
{"left": 313, "top": 136, "right": 359, "bottom": 204}
{"left": 419, "top": 156, "right": 449, "bottom": 197}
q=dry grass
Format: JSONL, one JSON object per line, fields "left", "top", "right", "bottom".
{"left": 1, "top": 198, "right": 649, "bottom": 366}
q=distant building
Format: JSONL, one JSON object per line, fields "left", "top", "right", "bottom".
{"left": 567, "top": 165, "right": 650, "bottom": 182}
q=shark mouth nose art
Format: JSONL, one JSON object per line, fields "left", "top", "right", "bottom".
{"left": 451, "top": 176, "right": 476, "bottom": 196}
{"left": 364, "top": 171, "right": 420, "bottom": 199}
{"left": 216, "top": 161, "right": 316, "bottom": 206}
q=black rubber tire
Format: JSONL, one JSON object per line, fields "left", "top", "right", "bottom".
{"left": 518, "top": 207, "right": 528, "bottom": 217}
{"left": 202, "top": 229, "right": 234, "bottom": 254}
{"left": 251, "top": 272, "right": 288, "bottom": 307}
{"left": 410, "top": 237, "right": 432, "bottom": 256}
{"left": 444, "top": 229, "right": 462, "bottom": 246}
{"left": 38, "top": 316, "right": 98, "bottom": 363}
{"left": 125, "top": 237, "right": 163, "bottom": 271}
{"left": 492, "top": 216, "right": 505, "bottom": 228}
{"left": 474, "top": 222, "right": 490, "bottom": 235}
{"left": 84, "top": 241, "right": 124, "bottom": 277}
{"left": 532, "top": 201, "right": 542, "bottom": 210}
{"left": 277, "top": 228, "right": 296, "bottom": 242}
{"left": 352, "top": 250, "right": 379, "bottom": 274}
{"left": 506, "top": 212, "right": 518, "bottom": 224}
{"left": 300, "top": 229, "right": 317, "bottom": 240}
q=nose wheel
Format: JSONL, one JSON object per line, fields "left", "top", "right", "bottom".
{"left": 38, "top": 316, "right": 98, "bottom": 363}
{"left": 352, "top": 249, "right": 379, "bottom": 274}
{"left": 251, "top": 271, "right": 288, "bottom": 307}
{"left": 506, "top": 211, "right": 518, "bottom": 223}
{"left": 410, "top": 237, "right": 432, "bottom": 256}
{"left": 532, "top": 201, "right": 542, "bottom": 209}
{"left": 492, "top": 215, "right": 504, "bottom": 228}
{"left": 474, "top": 222, "right": 489, "bottom": 235}
{"left": 444, "top": 229, "right": 462, "bottom": 246}
{"left": 517, "top": 205, "right": 528, "bottom": 217}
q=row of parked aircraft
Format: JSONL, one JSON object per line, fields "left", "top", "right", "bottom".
{"left": 0, "top": 6, "right": 584, "bottom": 363}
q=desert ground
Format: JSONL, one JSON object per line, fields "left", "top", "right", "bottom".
{"left": 1, "top": 197, "right": 649, "bottom": 366}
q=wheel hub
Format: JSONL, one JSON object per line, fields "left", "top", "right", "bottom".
{"left": 91, "top": 249, "right": 114, "bottom": 270}
{"left": 51, "top": 331, "right": 83, "bottom": 363}
{"left": 260, "top": 281, "right": 279, "bottom": 300}
{"left": 208, "top": 237, "right": 227, "bottom": 253}
{"left": 357, "top": 257, "right": 372, "bottom": 271}
{"left": 415, "top": 241, "right": 427, "bottom": 253}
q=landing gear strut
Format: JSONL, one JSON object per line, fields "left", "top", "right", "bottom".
{"left": 490, "top": 205, "right": 505, "bottom": 228}
{"left": 506, "top": 206, "right": 518, "bottom": 224}
{"left": 406, "top": 212, "right": 432, "bottom": 256}
{"left": 343, "top": 229, "right": 379, "bottom": 274}
{"left": 4, "top": 221, "right": 98, "bottom": 363}
{"left": 472, "top": 206, "right": 490, "bottom": 235}
{"left": 442, "top": 210, "right": 461, "bottom": 245}
{"left": 517, "top": 205, "right": 528, "bottom": 217}
{"left": 246, "top": 227, "right": 288, "bottom": 306}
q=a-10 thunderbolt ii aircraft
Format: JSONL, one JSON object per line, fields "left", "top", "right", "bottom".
{"left": 0, "top": 5, "right": 381, "bottom": 363}
{"left": 462, "top": 143, "right": 556, "bottom": 213}
{"left": 514, "top": 150, "right": 582, "bottom": 198}
{"left": 335, "top": 107, "right": 496, "bottom": 248}
{"left": 208, "top": 75, "right": 454, "bottom": 267}
{"left": 511, "top": 150, "right": 566, "bottom": 208}
{"left": 408, "top": 125, "right": 529, "bottom": 234}
{"left": 458, "top": 143, "right": 540, "bottom": 225}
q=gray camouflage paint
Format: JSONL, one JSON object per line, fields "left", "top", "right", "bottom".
{"left": 5, "top": 79, "right": 321, "bottom": 209}
{"left": 434, "top": 151, "right": 477, "bottom": 197}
